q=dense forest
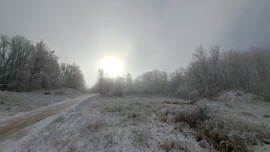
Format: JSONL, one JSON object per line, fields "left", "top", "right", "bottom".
{"left": 93, "top": 46, "right": 270, "bottom": 100}
{"left": 0, "top": 34, "right": 85, "bottom": 91}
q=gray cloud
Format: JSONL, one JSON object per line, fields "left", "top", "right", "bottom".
{"left": 1, "top": 0, "right": 270, "bottom": 86}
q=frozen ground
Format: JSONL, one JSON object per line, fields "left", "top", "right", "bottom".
{"left": 1, "top": 91, "right": 270, "bottom": 152}
{"left": 0, "top": 91, "right": 70, "bottom": 119}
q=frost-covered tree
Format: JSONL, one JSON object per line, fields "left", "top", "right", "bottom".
{"left": 60, "top": 63, "right": 85, "bottom": 90}
{"left": 0, "top": 34, "right": 86, "bottom": 91}
{"left": 92, "top": 46, "right": 270, "bottom": 99}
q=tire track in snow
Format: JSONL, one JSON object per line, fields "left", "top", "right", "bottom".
{"left": 0, "top": 94, "right": 93, "bottom": 141}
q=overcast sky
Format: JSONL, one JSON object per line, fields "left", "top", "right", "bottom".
{"left": 1, "top": 0, "right": 270, "bottom": 87}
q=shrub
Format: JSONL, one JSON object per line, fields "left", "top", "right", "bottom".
{"left": 173, "top": 104, "right": 210, "bottom": 128}
{"left": 167, "top": 104, "right": 270, "bottom": 152}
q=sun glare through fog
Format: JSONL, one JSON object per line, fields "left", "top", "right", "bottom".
{"left": 97, "top": 56, "right": 124, "bottom": 77}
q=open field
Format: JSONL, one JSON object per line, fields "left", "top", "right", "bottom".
{"left": 1, "top": 1, "right": 269, "bottom": 151}
{"left": 1, "top": 91, "right": 270, "bottom": 152}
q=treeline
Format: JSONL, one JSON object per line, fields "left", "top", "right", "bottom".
{"left": 93, "top": 46, "right": 270, "bottom": 100}
{"left": 0, "top": 34, "right": 85, "bottom": 91}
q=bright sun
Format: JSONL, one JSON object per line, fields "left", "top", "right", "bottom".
{"left": 98, "top": 56, "right": 124, "bottom": 77}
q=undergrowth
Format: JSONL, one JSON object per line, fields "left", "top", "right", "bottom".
{"left": 160, "top": 104, "right": 270, "bottom": 152}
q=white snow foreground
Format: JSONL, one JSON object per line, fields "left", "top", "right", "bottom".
{"left": 1, "top": 91, "right": 270, "bottom": 152}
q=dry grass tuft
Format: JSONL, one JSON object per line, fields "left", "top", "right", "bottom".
{"left": 159, "top": 141, "right": 188, "bottom": 152}
{"left": 67, "top": 144, "right": 76, "bottom": 152}
{"left": 263, "top": 115, "right": 270, "bottom": 118}
{"left": 103, "top": 101, "right": 152, "bottom": 125}
{"left": 177, "top": 107, "right": 250, "bottom": 152}
{"left": 162, "top": 100, "right": 182, "bottom": 105}
{"left": 195, "top": 126, "right": 249, "bottom": 152}
{"left": 80, "top": 119, "right": 107, "bottom": 136}
{"left": 173, "top": 104, "right": 210, "bottom": 128}
{"left": 160, "top": 104, "right": 270, "bottom": 152}
{"left": 53, "top": 114, "right": 65, "bottom": 123}
{"left": 196, "top": 118, "right": 270, "bottom": 151}
{"left": 104, "top": 104, "right": 125, "bottom": 113}
{"left": 131, "top": 128, "right": 151, "bottom": 148}
{"left": 162, "top": 99, "right": 196, "bottom": 105}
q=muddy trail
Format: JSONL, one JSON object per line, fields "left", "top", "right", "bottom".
{"left": 0, "top": 95, "right": 93, "bottom": 142}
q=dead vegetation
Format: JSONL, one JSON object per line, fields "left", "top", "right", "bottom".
{"left": 7, "top": 95, "right": 270, "bottom": 152}
{"left": 160, "top": 141, "right": 189, "bottom": 152}
{"left": 162, "top": 99, "right": 197, "bottom": 106}
{"left": 80, "top": 119, "right": 107, "bottom": 136}
{"left": 173, "top": 104, "right": 210, "bottom": 127}
{"left": 102, "top": 101, "right": 155, "bottom": 125}
{"left": 53, "top": 114, "right": 66, "bottom": 123}
{"left": 131, "top": 128, "right": 151, "bottom": 148}
{"left": 67, "top": 144, "right": 77, "bottom": 152}
{"left": 263, "top": 115, "right": 270, "bottom": 118}
{"left": 158, "top": 103, "right": 270, "bottom": 152}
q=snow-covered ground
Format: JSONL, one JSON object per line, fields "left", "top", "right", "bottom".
{"left": 1, "top": 91, "right": 270, "bottom": 152}
{"left": 0, "top": 91, "right": 70, "bottom": 120}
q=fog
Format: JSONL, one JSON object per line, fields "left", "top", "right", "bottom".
{"left": 1, "top": 0, "right": 270, "bottom": 86}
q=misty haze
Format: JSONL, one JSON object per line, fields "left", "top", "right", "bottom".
{"left": 0, "top": 1, "right": 270, "bottom": 152}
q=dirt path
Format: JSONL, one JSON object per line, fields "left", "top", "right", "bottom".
{"left": 0, "top": 94, "right": 93, "bottom": 141}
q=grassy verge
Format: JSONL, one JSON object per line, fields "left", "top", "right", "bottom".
{"left": 159, "top": 104, "right": 270, "bottom": 152}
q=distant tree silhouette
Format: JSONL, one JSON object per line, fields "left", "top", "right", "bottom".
{"left": 92, "top": 46, "right": 270, "bottom": 100}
